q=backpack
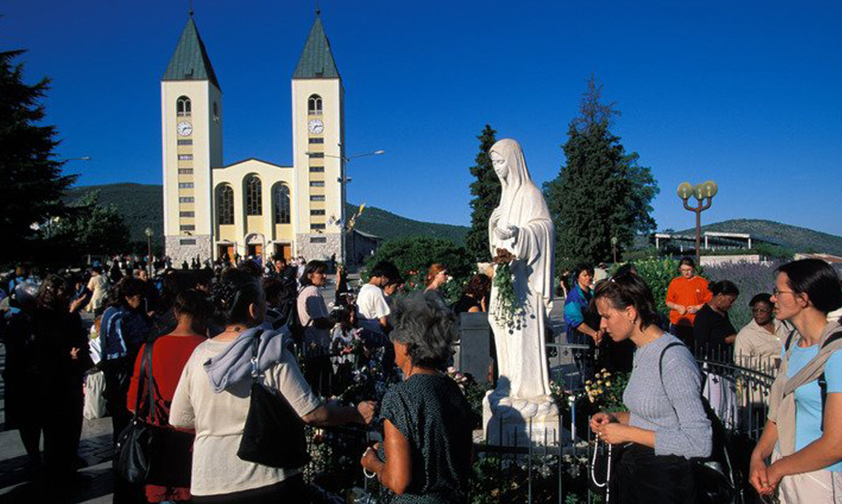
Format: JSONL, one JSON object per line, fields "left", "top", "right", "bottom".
{"left": 659, "top": 342, "right": 741, "bottom": 504}
{"left": 783, "top": 329, "right": 842, "bottom": 431}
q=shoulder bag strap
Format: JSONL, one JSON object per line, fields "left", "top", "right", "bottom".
{"left": 818, "top": 330, "right": 842, "bottom": 431}
{"left": 145, "top": 339, "right": 157, "bottom": 420}
{"left": 134, "top": 341, "right": 153, "bottom": 417}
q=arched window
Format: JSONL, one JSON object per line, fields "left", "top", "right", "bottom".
{"left": 217, "top": 185, "right": 234, "bottom": 225}
{"left": 245, "top": 175, "right": 262, "bottom": 216}
{"left": 273, "top": 184, "right": 291, "bottom": 225}
{"left": 308, "top": 94, "right": 322, "bottom": 115}
{"left": 177, "top": 96, "right": 192, "bottom": 116}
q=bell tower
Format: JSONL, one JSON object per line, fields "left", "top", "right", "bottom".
{"left": 161, "top": 13, "right": 222, "bottom": 264}
{"left": 291, "top": 11, "right": 346, "bottom": 261}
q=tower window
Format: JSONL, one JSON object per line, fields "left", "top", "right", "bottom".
{"left": 311, "top": 223, "right": 326, "bottom": 230}
{"left": 310, "top": 209, "right": 325, "bottom": 216}
{"left": 178, "top": 168, "right": 193, "bottom": 174}
{"left": 273, "top": 183, "right": 291, "bottom": 225}
{"left": 177, "top": 96, "right": 192, "bottom": 117}
{"left": 245, "top": 175, "right": 262, "bottom": 216}
{"left": 310, "top": 195, "right": 325, "bottom": 202}
{"left": 309, "top": 138, "right": 324, "bottom": 144}
{"left": 213, "top": 102, "right": 220, "bottom": 122}
{"left": 308, "top": 95, "right": 322, "bottom": 115}
{"left": 178, "top": 154, "right": 193, "bottom": 160}
{"left": 217, "top": 184, "right": 234, "bottom": 225}
{"left": 177, "top": 139, "right": 193, "bottom": 145}
{"left": 178, "top": 182, "right": 194, "bottom": 189}
{"left": 309, "top": 181, "right": 325, "bottom": 187}
{"left": 309, "top": 166, "right": 324, "bottom": 173}
{"left": 179, "top": 197, "right": 194, "bottom": 203}
{"left": 308, "top": 152, "right": 325, "bottom": 159}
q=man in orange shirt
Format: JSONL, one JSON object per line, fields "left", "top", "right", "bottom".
{"left": 665, "top": 257, "right": 713, "bottom": 349}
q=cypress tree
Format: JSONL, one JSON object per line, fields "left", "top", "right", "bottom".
{"left": 0, "top": 50, "right": 76, "bottom": 264}
{"left": 465, "top": 124, "right": 501, "bottom": 262}
{"left": 545, "top": 76, "right": 658, "bottom": 270}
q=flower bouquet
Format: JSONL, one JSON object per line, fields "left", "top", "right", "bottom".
{"left": 491, "top": 248, "right": 525, "bottom": 333}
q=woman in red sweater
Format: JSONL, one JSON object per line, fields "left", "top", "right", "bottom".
{"left": 128, "top": 290, "right": 212, "bottom": 503}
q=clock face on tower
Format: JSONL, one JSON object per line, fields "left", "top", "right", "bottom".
{"left": 177, "top": 121, "right": 193, "bottom": 136}
{"left": 308, "top": 119, "right": 324, "bottom": 135}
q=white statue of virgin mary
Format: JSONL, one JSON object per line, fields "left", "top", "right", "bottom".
{"left": 487, "top": 138, "right": 555, "bottom": 405}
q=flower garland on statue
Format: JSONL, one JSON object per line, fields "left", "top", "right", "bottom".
{"left": 491, "top": 248, "right": 525, "bottom": 333}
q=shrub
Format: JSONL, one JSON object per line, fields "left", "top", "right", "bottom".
{"left": 362, "top": 237, "right": 475, "bottom": 302}
{"left": 704, "top": 261, "right": 780, "bottom": 329}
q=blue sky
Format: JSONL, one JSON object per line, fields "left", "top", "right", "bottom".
{"left": 4, "top": 1, "right": 841, "bottom": 236}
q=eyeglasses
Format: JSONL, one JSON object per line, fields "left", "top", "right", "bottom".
{"left": 751, "top": 307, "right": 772, "bottom": 314}
{"left": 772, "top": 288, "right": 796, "bottom": 297}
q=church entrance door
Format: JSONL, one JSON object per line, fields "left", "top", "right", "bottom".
{"left": 247, "top": 244, "right": 263, "bottom": 258}
{"left": 274, "top": 243, "right": 291, "bottom": 261}
{"left": 218, "top": 244, "right": 234, "bottom": 264}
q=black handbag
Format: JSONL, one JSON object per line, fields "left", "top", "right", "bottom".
{"left": 114, "top": 341, "right": 194, "bottom": 487}
{"left": 237, "top": 333, "right": 311, "bottom": 469}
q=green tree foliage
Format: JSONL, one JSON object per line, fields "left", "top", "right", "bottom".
{"left": 0, "top": 50, "right": 76, "bottom": 264}
{"left": 54, "top": 190, "right": 130, "bottom": 256}
{"left": 362, "top": 237, "right": 474, "bottom": 299}
{"left": 465, "top": 125, "right": 501, "bottom": 262}
{"left": 545, "top": 76, "right": 659, "bottom": 270}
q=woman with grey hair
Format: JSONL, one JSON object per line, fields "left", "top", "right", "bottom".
{"left": 360, "top": 291, "right": 473, "bottom": 503}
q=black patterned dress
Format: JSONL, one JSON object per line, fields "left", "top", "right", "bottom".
{"left": 377, "top": 373, "right": 474, "bottom": 504}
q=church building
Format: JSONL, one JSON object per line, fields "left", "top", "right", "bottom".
{"left": 161, "top": 12, "right": 347, "bottom": 264}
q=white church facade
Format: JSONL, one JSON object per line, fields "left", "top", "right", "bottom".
{"left": 161, "top": 12, "right": 347, "bottom": 264}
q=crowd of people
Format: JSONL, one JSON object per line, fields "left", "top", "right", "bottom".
{"left": 0, "top": 255, "right": 493, "bottom": 503}
{"left": 1, "top": 253, "right": 841, "bottom": 504}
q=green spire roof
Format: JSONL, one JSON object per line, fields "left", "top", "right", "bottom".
{"left": 163, "top": 16, "right": 221, "bottom": 90}
{"left": 293, "top": 15, "right": 340, "bottom": 79}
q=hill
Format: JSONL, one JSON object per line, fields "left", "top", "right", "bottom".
{"left": 678, "top": 219, "right": 842, "bottom": 256}
{"left": 65, "top": 183, "right": 469, "bottom": 246}
{"left": 344, "top": 203, "right": 468, "bottom": 244}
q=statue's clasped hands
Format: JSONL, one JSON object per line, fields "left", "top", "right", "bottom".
{"left": 494, "top": 225, "right": 518, "bottom": 241}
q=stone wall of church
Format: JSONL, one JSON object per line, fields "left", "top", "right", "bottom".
{"left": 296, "top": 233, "right": 343, "bottom": 262}
{"left": 165, "top": 234, "right": 213, "bottom": 266}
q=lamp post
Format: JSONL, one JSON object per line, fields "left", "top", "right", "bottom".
{"left": 611, "top": 236, "right": 618, "bottom": 263}
{"left": 144, "top": 227, "right": 154, "bottom": 276}
{"left": 677, "top": 180, "right": 718, "bottom": 266}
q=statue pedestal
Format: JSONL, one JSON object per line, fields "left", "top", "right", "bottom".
{"left": 483, "top": 391, "right": 560, "bottom": 446}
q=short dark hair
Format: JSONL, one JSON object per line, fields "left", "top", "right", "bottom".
{"left": 300, "top": 260, "right": 328, "bottom": 287}
{"left": 463, "top": 273, "right": 491, "bottom": 300}
{"left": 110, "top": 277, "right": 147, "bottom": 309}
{"left": 570, "top": 263, "right": 594, "bottom": 287}
{"left": 36, "top": 274, "right": 71, "bottom": 312}
{"left": 272, "top": 255, "right": 287, "bottom": 264}
{"left": 710, "top": 280, "right": 740, "bottom": 297}
{"left": 211, "top": 268, "right": 263, "bottom": 326}
{"left": 777, "top": 259, "right": 842, "bottom": 314}
{"left": 593, "top": 273, "right": 661, "bottom": 331}
{"left": 389, "top": 291, "right": 455, "bottom": 370}
{"left": 262, "top": 277, "right": 284, "bottom": 305}
{"left": 370, "top": 261, "right": 403, "bottom": 285}
{"left": 749, "top": 293, "right": 773, "bottom": 308}
{"left": 679, "top": 257, "right": 696, "bottom": 269}
{"left": 173, "top": 290, "right": 213, "bottom": 336}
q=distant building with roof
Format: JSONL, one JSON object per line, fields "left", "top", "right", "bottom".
{"left": 161, "top": 11, "right": 346, "bottom": 264}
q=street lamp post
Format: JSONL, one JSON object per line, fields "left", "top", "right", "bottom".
{"left": 144, "top": 227, "right": 154, "bottom": 276}
{"left": 611, "top": 236, "right": 618, "bottom": 263}
{"left": 677, "top": 180, "right": 718, "bottom": 266}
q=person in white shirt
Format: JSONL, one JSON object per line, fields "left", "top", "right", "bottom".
{"left": 356, "top": 261, "right": 402, "bottom": 335}
{"left": 734, "top": 293, "right": 789, "bottom": 371}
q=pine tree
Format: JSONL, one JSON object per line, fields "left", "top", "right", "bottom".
{"left": 465, "top": 124, "right": 501, "bottom": 262}
{"left": 0, "top": 50, "right": 76, "bottom": 264}
{"left": 545, "top": 76, "right": 659, "bottom": 270}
